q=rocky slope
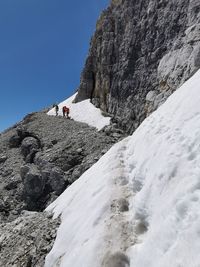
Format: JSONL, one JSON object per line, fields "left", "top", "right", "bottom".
{"left": 75, "top": 0, "right": 200, "bottom": 133}
{"left": 0, "top": 111, "right": 123, "bottom": 266}
{"left": 0, "top": 211, "right": 60, "bottom": 267}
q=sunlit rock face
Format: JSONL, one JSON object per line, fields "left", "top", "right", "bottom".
{"left": 75, "top": 0, "right": 200, "bottom": 133}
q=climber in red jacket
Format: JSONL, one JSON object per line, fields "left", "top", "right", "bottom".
{"left": 62, "top": 106, "right": 70, "bottom": 118}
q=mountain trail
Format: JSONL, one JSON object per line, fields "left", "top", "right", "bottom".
{"left": 102, "top": 139, "right": 135, "bottom": 267}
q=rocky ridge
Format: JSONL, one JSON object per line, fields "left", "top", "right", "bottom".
{"left": 75, "top": 0, "right": 200, "bottom": 133}
{"left": 0, "top": 111, "right": 124, "bottom": 266}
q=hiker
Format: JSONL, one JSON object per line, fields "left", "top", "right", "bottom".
{"left": 53, "top": 104, "right": 59, "bottom": 116}
{"left": 62, "top": 106, "right": 70, "bottom": 118}
{"left": 55, "top": 105, "right": 59, "bottom": 116}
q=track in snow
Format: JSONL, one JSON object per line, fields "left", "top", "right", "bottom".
{"left": 102, "top": 139, "right": 135, "bottom": 267}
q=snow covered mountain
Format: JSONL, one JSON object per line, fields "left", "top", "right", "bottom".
{"left": 45, "top": 69, "right": 200, "bottom": 266}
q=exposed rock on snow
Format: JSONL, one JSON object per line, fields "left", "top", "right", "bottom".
{"left": 102, "top": 251, "right": 130, "bottom": 267}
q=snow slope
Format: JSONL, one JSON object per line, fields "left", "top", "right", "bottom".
{"left": 45, "top": 69, "right": 200, "bottom": 267}
{"left": 47, "top": 93, "right": 111, "bottom": 131}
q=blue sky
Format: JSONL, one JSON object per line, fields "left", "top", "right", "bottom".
{"left": 0, "top": 0, "right": 109, "bottom": 132}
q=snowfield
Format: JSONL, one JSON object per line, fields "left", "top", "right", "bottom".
{"left": 47, "top": 93, "right": 111, "bottom": 131}
{"left": 45, "top": 69, "right": 200, "bottom": 267}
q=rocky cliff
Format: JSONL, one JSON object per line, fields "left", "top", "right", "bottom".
{"left": 75, "top": 0, "right": 200, "bottom": 132}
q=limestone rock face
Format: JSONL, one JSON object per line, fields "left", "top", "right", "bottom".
{"left": 75, "top": 0, "right": 200, "bottom": 133}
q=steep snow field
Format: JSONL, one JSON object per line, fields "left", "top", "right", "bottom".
{"left": 47, "top": 93, "right": 111, "bottom": 130}
{"left": 45, "top": 69, "right": 200, "bottom": 267}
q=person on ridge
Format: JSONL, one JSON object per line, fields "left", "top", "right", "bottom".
{"left": 53, "top": 104, "right": 59, "bottom": 116}
{"left": 55, "top": 104, "right": 59, "bottom": 116}
{"left": 62, "top": 106, "right": 70, "bottom": 118}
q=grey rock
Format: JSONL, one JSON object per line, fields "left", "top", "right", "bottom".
{"left": 23, "top": 165, "right": 45, "bottom": 199}
{"left": 22, "top": 164, "right": 46, "bottom": 210}
{"left": 0, "top": 154, "right": 7, "bottom": 163}
{"left": 75, "top": 0, "right": 200, "bottom": 133}
{"left": 0, "top": 110, "right": 117, "bottom": 264}
{"left": 4, "top": 179, "right": 20, "bottom": 191}
{"left": 0, "top": 111, "right": 117, "bottom": 217}
{"left": 1, "top": 168, "right": 13, "bottom": 177}
{"left": 21, "top": 136, "right": 40, "bottom": 163}
{"left": 102, "top": 251, "right": 130, "bottom": 267}
{"left": 118, "top": 198, "right": 129, "bottom": 212}
{"left": 21, "top": 163, "right": 66, "bottom": 210}
{"left": 47, "top": 166, "right": 66, "bottom": 195}
{"left": 0, "top": 199, "right": 8, "bottom": 212}
{"left": 0, "top": 211, "right": 60, "bottom": 267}
{"left": 20, "top": 164, "right": 31, "bottom": 181}
{"left": 8, "top": 132, "right": 21, "bottom": 148}
{"left": 145, "top": 91, "right": 156, "bottom": 102}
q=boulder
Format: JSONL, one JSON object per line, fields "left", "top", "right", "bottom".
{"left": 21, "top": 136, "right": 40, "bottom": 163}
{"left": 0, "top": 154, "right": 7, "bottom": 163}
{"left": 22, "top": 165, "right": 46, "bottom": 210}
{"left": 8, "top": 133, "right": 21, "bottom": 148}
{"left": 48, "top": 167, "right": 66, "bottom": 195}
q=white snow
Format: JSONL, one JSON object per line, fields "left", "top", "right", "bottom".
{"left": 45, "top": 69, "right": 200, "bottom": 267}
{"left": 47, "top": 93, "right": 111, "bottom": 131}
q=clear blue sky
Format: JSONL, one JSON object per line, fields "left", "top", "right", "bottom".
{"left": 0, "top": 0, "right": 109, "bottom": 132}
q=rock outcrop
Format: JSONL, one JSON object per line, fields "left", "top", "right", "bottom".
{"left": 75, "top": 0, "right": 200, "bottom": 133}
{"left": 0, "top": 112, "right": 121, "bottom": 218}
{"left": 0, "top": 211, "right": 60, "bottom": 267}
{"left": 0, "top": 111, "right": 123, "bottom": 265}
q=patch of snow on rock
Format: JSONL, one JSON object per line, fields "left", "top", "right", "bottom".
{"left": 47, "top": 94, "right": 110, "bottom": 131}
